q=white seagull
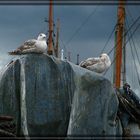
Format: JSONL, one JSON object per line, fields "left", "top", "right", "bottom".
{"left": 8, "top": 33, "right": 47, "bottom": 55}
{"left": 79, "top": 53, "right": 111, "bottom": 73}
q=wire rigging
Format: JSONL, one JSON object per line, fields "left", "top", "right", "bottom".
{"left": 100, "top": 24, "right": 117, "bottom": 54}
{"left": 58, "top": 4, "right": 101, "bottom": 58}
{"left": 107, "top": 13, "right": 140, "bottom": 56}
{"left": 126, "top": 8, "right": 140, "bottom": 67}
{"left": 126, "top": 6, "right": 135, "bottom": 24}
{"left": 129, "top": 35, "right": 140, "bottom": 86}
{"left": 59, "top": 34, "right": 68, "bottom": 53}
{"left": 126, "top": 18, "right": 140, "bottom": 68}
{"left": 100, "top": 13, "right": 127, "bottom": 55}
{"left": 125, "top": 17, "right": 140, "bottom": 86}
{"left": 103, "top": 15, "right": 140, "bottom": 76}
{"left": 125, "top": 6, "right": 140, "bottom": 89}
{"left": 65, "top": 5, "right": 99, "bottom": 47}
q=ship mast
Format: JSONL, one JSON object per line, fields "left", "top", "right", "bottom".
{"left": 114, "top": 0, "right": 126, "bottom": 88}
{"left": 55, "top": 18, "right": 60, "bottom": 58}
{"left": 76, "top": 54, "right": 80, "bottom": 65}
{"left": 47, "top": 0, "right": 53, "bottom": 55}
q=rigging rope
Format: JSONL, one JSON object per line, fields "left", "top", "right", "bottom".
{"left": 126, "top": 19, "right": 140, "bottom": 69}
{"left": 65, "top": 5, "right": 99, "bottom": 47}
{"left": 125, "top": 19, "right": 140, "bottom": 86}
{"left": 100, "top": 12, "right": 130, "bottom": 55}
{"left": 60, "top": 35, "right": 68, "bottom": 53}
{"left": 107, "top": 13, "right": 140, "bottom": 56}
{"left": 129, "top": 36, "right": 140, "bottom": 86}
{"left": 103, "top": 16, "right": 140, "bottom": 76}
{"left": 126, "top": 8, "right": 140, "bottom": 68}
{"left": 59, "top": 4, "right": 101, "bottom": 58}
{"left": 99, "top": 13, "right": 126, "bottom": 55}
{"left": 100, "top": 24, "right": 117, "bottom": 54}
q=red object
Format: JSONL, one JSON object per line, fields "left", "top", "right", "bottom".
{"left": 47, "top": 0, "right": 53, "bottom": 55}
{"left": 115, "top": 0, "right": 125, "bottom": 88}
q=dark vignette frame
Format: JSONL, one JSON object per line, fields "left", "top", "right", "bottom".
{"left": 0, "top": 0, "right": 140, "bottom": 140}
{"left": 0, "top": 0, "right": 139, "bottom": 5}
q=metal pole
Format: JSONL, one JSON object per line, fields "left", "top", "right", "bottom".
{"left": 68, "top": 51, "right": 71, "bottom": 61}
{"left": 47, "top": 0, "right": 53, "bottom": 55}
{"left": 55, "top": 18, "right": 60, "bottom": 57}
{"left": 114, "top": 0, "right": 125, "bottom": 88}
{"left": 76, "top": 54, "right": 79, "bottom": 65}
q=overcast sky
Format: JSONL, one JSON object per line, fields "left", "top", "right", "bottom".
{"left": 0, "top": 2, "right": 140, "bottom": 95}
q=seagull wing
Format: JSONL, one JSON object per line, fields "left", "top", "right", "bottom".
{"left": 86, "top": 62, "right": 106, "bottom": 73}
{"left": 18, "top": 39, "right": 37, "bottom": 51}
{"left": 8, "top": 39, "right": 37, "bottom": 55}
{"left": 79, "top": 57, "right": 100, "bottom": 67}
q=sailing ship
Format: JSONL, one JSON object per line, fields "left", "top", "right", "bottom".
{"left": 0, "top": 0, "right": 140, "bottom": 137}
{"left": 47, "top": 0, "right": 139, "bottom": 90}
{"left": 46, "top": 0, "right": 140, "bottom": 122}
{"left": 107, "top": 0, "right": 140, "bottom": 124}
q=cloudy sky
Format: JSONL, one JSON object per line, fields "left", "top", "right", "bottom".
{"left": 0, "top": 1, "right": 140, "bottom": 95}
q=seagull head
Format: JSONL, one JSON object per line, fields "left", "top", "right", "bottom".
{"left": 100, "top": 53, "right": 111, "bottom": 66}
{"left": 37, "top": 33, "right": 46, "bottom": 41}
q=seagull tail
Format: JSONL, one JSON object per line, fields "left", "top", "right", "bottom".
{"left": 79, "top": 61, "right": 87, "bottom": 68}
{"left": 8, "top": 50, "right": 21, "bottom": 55}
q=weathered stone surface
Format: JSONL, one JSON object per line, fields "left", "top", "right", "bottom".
{"left": 67, "top": 65, "right": 122, "bottom": 136}
{"left": 0, "top": 54, "right": 122, "bottom": 137}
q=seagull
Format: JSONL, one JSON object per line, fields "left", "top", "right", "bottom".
{"left": 79, "top": 53, "right": 111, "bottom": 73}
{"left": 8, "top": 33, "right": 47, "bottom": 55}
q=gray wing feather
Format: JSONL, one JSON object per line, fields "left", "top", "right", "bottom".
{"left": 8, "top": 39, "right": 37, "bottom": 55}
{"left": 86, "top": 63, "right": 105, "bottom": 73}
{"left": 18, "top": 39, "right": 37, "bottom": 50}
{"left": 79, "top": 57, "right": 100, "bottom": 67}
